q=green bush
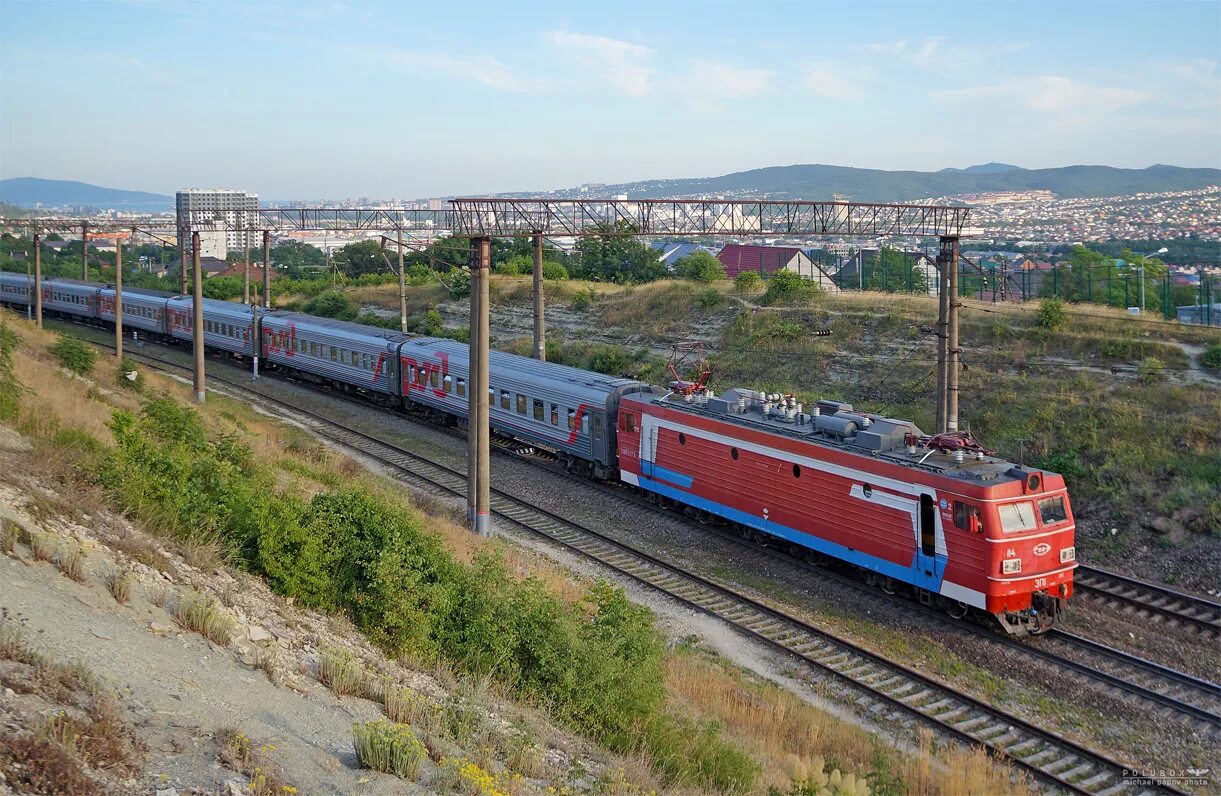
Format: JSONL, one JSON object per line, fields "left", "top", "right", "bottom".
{"left": 448, "top": 269, "right": 471, "bottom": 299}
{"left": 733, "top": 271, "right": 762, "bottom": 292}
{"left": 303, "top": 291, "right": 359, "bottom": 321}
{"left": 588, "top": 345, "right": 632, "bottom": 376}
{"left": 1138, "top": 356, "right": 1165, "bottom": 385}
{"left": 674, "top": 251, "right": 726, "bottom": 282}
{"left": 0, "top": 321, "right": 21, "bottom": 421}
{"left": 1202, "top": 340, "right": 1221, "bottom": 371}
{"left": 495, "top": 255, "right": 531, "bottom": 276}
{"left": 352, "top": 719, "right": 426, "bottom": 779}
{"left": 571, "top": 287, "right": 596, "bottom": 311}
{"left": 117, "top": 357, "right": 144, "bottom": 392}
{"left": 542, "top": 260, "right": 569, "bottom": 280}
{"left": 762, "top": 270, "right": 819, "bottom": 305}
{"left": 1037, "top": 296, "right": 1067, "bottom": 330}
{"left": 50, "top": 335, "right": 97, "bottom": 375}
{"left": 696, "top": 288, "right": 724, "bottom": 310}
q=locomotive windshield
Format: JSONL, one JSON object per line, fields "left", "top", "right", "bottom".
{"left": 998, "top": 501, "right": 1039, "bottom": 533}
{"left": 1037, "top": 496, "right": 1068, "bottom": 525}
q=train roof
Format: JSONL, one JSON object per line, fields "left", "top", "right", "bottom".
{"left": 99, "top": 285, "right": 177, "bottom": 299}
{"left": 265, "top": 312, "right": 412, "bottom": 343}
{"left": 634, "top": 388, "right": 1034, "bottom": 486}
{"left": 403, "top": 336, "right": 647, "bottom": 400}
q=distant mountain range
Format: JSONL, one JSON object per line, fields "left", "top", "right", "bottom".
{"left": 0, "top": 178, "right": 173, "bottom": 212}
{"left": 3, "top": 163, "right": 1219, "bottom": 212}
{"left": 519, "top": 163, "right": 1221, "bottom": 202}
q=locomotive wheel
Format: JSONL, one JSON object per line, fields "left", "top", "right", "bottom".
{"left": 879, "top": 577, "right": 896, "bottom": 595}
{"left": 945, "top": 600, "right": 969, "bottom": 620}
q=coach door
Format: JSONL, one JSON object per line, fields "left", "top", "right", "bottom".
{"left": 915, "top": 494, "right": 939, "bottom": 592}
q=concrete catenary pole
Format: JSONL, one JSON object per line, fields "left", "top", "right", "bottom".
{"left": 179, "top": 233, "right": 188, "bottom": 295}
{"left": 466, "top": 242, "right": 483, "bottom": 529}
{"left": 242, "top": 228, "right": 251, "bottom": 305}
{"left": 475, "top": 236, "right": 491, "bottom": 536}
{"left": 32, "top": 232, "right": 42, "bottom": 328}
{"left": 532, "top": 232, "right": 545, "bottom": 360}
{"left": 113, "top": 236, "right": 123, "bottom": 360}
{"left": 191, "top": 231, "right": 206, "bottom": 403}
{"left": 945, "top": 236, "right": 961, "bottom": 433}
{"left": 398, "top": 226, "right": 407, "bottom": 334}
{"left": 934, "top": 254, "right": 949, "bottom": 435}
{"left": 81, "top": 221, "right": 89, "bottom": 280}
{"left": 262, "top": 230, "right": 271, "bottom": 309}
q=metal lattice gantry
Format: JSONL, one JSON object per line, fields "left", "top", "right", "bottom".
{"left": 448, "top": 198, "right": 971, "bottom": 238}
{"left": 177, "top": 207, "right": 452, "bottom": 233}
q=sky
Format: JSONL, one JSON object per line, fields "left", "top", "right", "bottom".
{"left": 1, "top": 0, "right": 1219, "bottom": 200}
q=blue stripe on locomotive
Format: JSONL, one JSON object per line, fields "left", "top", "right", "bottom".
{"left": 261, "top": 312, "right": 408, "bottom": 397}
{"left": 398, "top": 337, "right": 646, "bottom": 467}
{"left": 167, "top": 296, "right": 262, "bottom": 356}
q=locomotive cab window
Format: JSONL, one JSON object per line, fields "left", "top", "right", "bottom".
{"left": 1037, "top": 496, "right": 1067, "bottom": 525}
{"left": 954, "top": 501, "right": 982, "bottom": 532}
{"left": 998, "top": 501, "right": 1038, "bottom": 533}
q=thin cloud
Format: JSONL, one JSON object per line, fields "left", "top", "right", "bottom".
{"left": 664, "top": 59, "right": 773, "bottom": 112}
{"left": 804, "top": 65, "right": 862, "bottom": 101}
{"left": 547, "top": 31, "right": 654, "bottom": 97}
{"left": 374, "top": 48, "right": 537, "bottom": 93}
{"left": 932, "top": 75, "right": 1148, "bottom": 120}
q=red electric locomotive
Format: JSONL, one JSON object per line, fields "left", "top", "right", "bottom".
{"left": 616, "top": 387, "right": 1075, "bottom": 635}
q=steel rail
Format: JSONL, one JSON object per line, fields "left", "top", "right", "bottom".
{"left": 1074, "top": 565, "right": 1220, "bottom": 637}
{"left": 78, "top": 338, "right": 1186, "bottom": 796}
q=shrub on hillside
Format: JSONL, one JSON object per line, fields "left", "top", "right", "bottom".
{"left": 303, "top": 291, "right": 358, "bottom": 321}
{"left": 1202, "top": 340, "right": 1221, "bottom": 371}
{"left": 674, "top": 251, "right": 725, "bottom": 282}
{"left": 1037, "top": 297, "right": 1067, "bottom": 330}
{"left": 50, "top": 335, "right": 97, "bottom": 375}
{"left": 0, "top": 321, "right": 21, "bottom": 421}
{"left": 733, "top": 271, "right": 762, "bottom": 292}
{"left": 571, "top": 287, "right": 596, "bottom": 310}
{"left": 762, "top": 270, "right": 820, "bottom": 305}
{"left": 447, "top": 269, "right": 470, "bottom": 299}
{"left": 542, "top": 260, "right": 568, "bottom": 280}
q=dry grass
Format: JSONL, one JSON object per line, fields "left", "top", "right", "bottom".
{"left": 664, "top": 650, "right": 1028, "bottom": 795}
{"left": 111, "top": 529, "right": 176, "bottom": 575}
{"left": 319, "top": 648, "right": 368, "bottom": 698}
{"left": 1, "top": 517, "right": 20, "bottom": 554}
{"left": 55, "top": 542, "right": 87, "bottom": 582}
{"left": 29, "top": 531, "right": 55, "bottom": 562}
{"left": 174, "top": 590, "right": 236, "bottom": 645}
{"left": 218, "top": 727, "right": 296, "bottom": 796}
{"left": 107, "top": 570, "right": 134, "bottom": 604}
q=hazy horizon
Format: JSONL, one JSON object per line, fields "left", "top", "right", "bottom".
{"left": 3, "top": 0, "right": 1219, "bottom": 198}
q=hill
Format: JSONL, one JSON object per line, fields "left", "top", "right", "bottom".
{"left": 522, "top": 163, "right": 1221, "bottom": 201}
{"left": 0, "top": 177, "right": 172, "bottom": 212}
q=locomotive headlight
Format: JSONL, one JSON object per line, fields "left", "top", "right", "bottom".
{"left": 1002, "top": 558, "right": 1022, "bottom": 574}
{"left": 1060, "top": 546, "right": 1076, "bottom": 563}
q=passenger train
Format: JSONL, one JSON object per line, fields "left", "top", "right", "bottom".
{"left": 1, "top": 272, "right": 1076, "bottom": 634}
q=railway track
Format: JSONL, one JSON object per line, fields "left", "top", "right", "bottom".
{"left": 94, "top": 341, "right": 1192, "bottom": 795}
{"left": 1074, "top": 565, "right": 1221, "bottom": 638}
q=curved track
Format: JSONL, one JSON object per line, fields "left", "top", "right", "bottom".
{"left": 93, "top": 340, "right": 1194, "bottom": 795}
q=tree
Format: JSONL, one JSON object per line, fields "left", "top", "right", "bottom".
{"left": 734, "top": 271, "right": 762, "bottom": 292}
{"left": 762, "top": 270, "right": 820, "bottom": 305}
{"left": 864, "top": 246, "right": 927, "bottom": 293}
{"left": 273, "top": 240, "right": 327, "bottom": 277}
{"left": 573, "top": 223, "right": 666, "bottom": 283}
{"left": 496, "top": 254, "right": 532, "bottom": 275}
{"left": 674, "top": 250, "right": 725, "bottom": 282}
{"left": 541, "top": 261, "right": 568, "bottom": 280}
{"left": 331, "top": 240, "right": 385, "bottom": 278}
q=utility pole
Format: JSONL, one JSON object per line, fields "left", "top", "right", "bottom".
{"left": 934, "top": 249, "right": 949, "bottom": 434}
{"left": 33, "top": 232, "right": 42, "bottom": 328}
{"left": 191, "top": 231, "right": 205, "bottom": 403}
{"left": 243, "top": 227, "right": 251, "bottom": 305}
{"left": 114, "top": 235, "right": 123, "bottom": 360}
{"left": 532, "top": 231, "right": 545, "bottom": 360}
{"left": 179, "top": 232, "right": 188, "bottom": 295}
{"left": 81, "top": 221, "right": 89, "bottom": 280}
{"left": 262, "top": 230, "right": 271, "bottom": 309}
{"left": 467, "top": 237, "right": 491, "bottom": 536}
{"left": 398, "top": 226, "right": 407, "bottom": 334}
{"left": 942, "top": 236, "right": 961, "bottom": 433}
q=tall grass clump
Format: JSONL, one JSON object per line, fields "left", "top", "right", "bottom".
{"left": 0, "top": 320, "right": 22, "bottom": 421}
{"left": 49, "top": 335, "right": 97, "bottom": 375}
{"left": 353, "top": 719, "right": 427, "bottom": 779}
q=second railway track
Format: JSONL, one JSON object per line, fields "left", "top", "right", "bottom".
{"left": 99, "top": 340, "right": 1198, "bottom": 796}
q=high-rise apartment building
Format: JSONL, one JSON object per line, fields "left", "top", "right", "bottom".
{"left": 176, "top": 189, "right": 259, "bottom": 260}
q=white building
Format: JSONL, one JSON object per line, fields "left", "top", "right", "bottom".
{"left": 176, "top": 189, "right": 259, "bottom": 259}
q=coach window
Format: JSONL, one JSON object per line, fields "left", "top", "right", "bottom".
{"left": 443, "top": 375, "right": 452, "bottom": 392}
{"left": 581, "top": 414, "right": 589, "bottom": 434}
{"left": 567, "top": 409, "right": 576, "bottom": 430}
{"left": 533, "top": 399, "right": 544, "bottom": 422}
{"left": 500, "top": 390, "right": 510, "bottom": 410}
{"left": 592, "top": 415, "right": 602, "bottom": 433}
{"left": 456, "top": 378, "right": 466, "bottom": 397}
{"left": 516, "top": 394, "right": 526, "bottom": 414}
{"left": 430, "top": 369, "right": 440, "bottom": 388}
